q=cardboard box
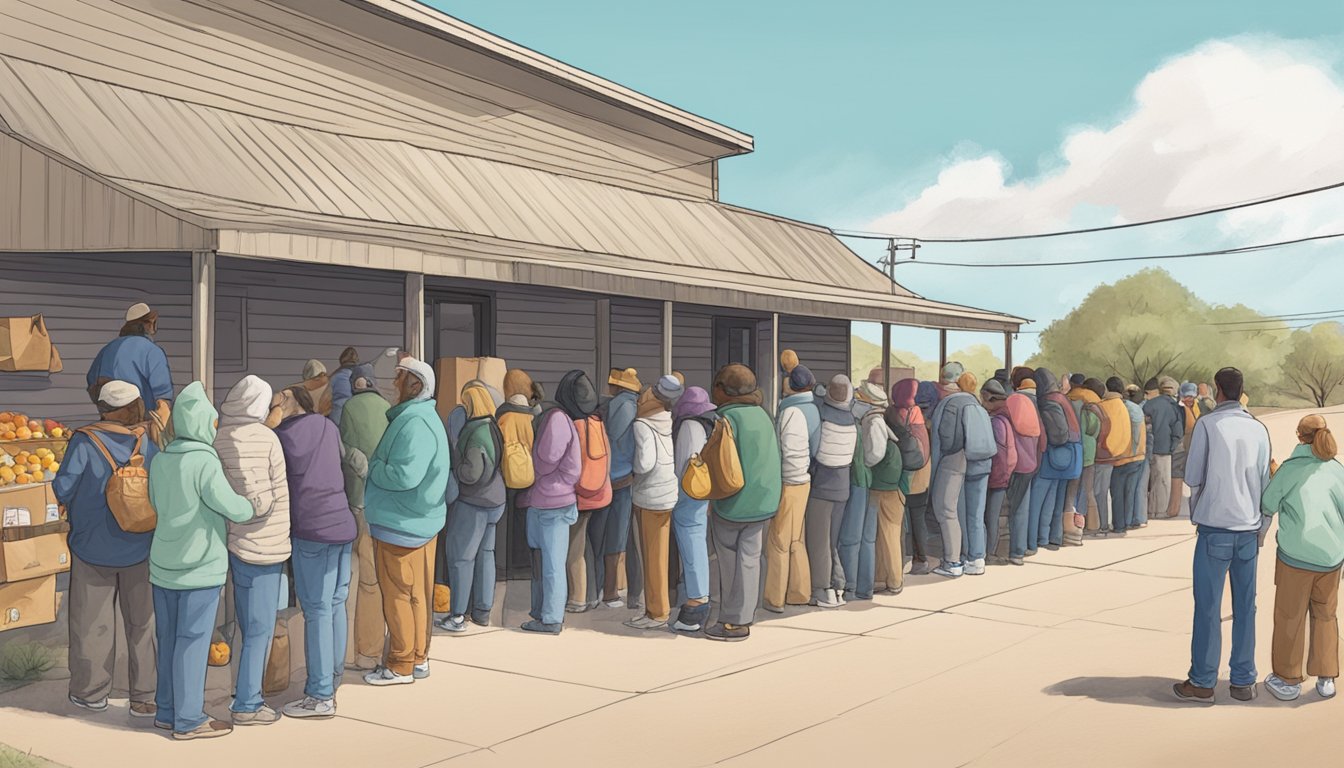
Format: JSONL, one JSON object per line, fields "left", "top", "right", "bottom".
{"left": 0, "top": 573, "right": 58, "bottom": 632}
{"left": 0, "top": 483, "right": 58, "bottom": 529}
{"left": 0, "top": 531, "right": 70, "bottom": 583}
{"left": 434, "top": 356, "right": 507, "bottom": 420}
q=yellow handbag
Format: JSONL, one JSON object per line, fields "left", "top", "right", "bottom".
{"left": 681, "top": 417, "right": 745, "bottom": 500}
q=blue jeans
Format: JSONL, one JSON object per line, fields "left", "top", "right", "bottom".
{"left": 1129, "top": 460, "right": 1150, "bottom": 527}
{"left": 1189, "top": 527, "right": 1259, "bottom": 688}
{"left": 292, "top": 539, "right": 352, "bottom": 701}
{"left": 1092, "top": 464, "right": 1114, "bottom": 531}
{"left": 1006, "top": 472, "right": 1033, "bottom": 559}
{"left": 153, "top": 585, "right": 221, "bottom": 733}
{"left": 445, "top": 500, "right": 505, "bottom": 620}
{"left": 984, "top": 488, "right": 1006, "bottom": 560}
{"left": 229, "top": 557, "right": 283, "bottom": 713}
{"left": 959, "top": 474, "right": 990, "bottom": 562}
{"left": 528, "top": 504, "right": 579, "bottom": 625}
{"left": 672, "top": 493, "right": 710, "bottom": 602}
{"left": 1027, "top": 473, "right": 1059, "bottom": 549}
{"left": 598, "top": 484, "right": 635, "bottom": 602}
{"left": 838, "top": 485, "right": 876, "bottom": 598}
{"left": 1039, "top": 477, "right": 1069, "bottom": 546}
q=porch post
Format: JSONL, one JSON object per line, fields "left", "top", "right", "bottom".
{"left": 405, "top": 273, "right": 425, "bottom": 360}
{"left": 881, "top": 322, "right": 892, "bottom": 390}
{"left": 191, "top": 250, "right": 215, "bottom": 395}
{"left": 938, "top": 328, "right": 948, "bottom": 373}
{"left": 662, "top": 300, "right": 673, "bottom": 375}
{"left": 770, "top": 312, "right": 780, "bottom": 415}
{"left": 596, "top": 298, "right": 611, "bottom": 381}
{"left": 1004, "top": 330, "right": 1014, "bottom": 371}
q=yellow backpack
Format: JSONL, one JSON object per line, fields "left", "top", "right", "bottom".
{"left": 681, "top": 416, "right": 745, "bottom": 501}
{"left": 498, "top": 411, "right": 535, "bottom": 490}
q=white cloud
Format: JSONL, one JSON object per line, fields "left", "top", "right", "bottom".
{"left": 869, "top": 38, "right": 1344, "bottom": 241}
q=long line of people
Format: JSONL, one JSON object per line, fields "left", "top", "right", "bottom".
{"left": 58, "top": 302, "right": 1336, "bottom": 740}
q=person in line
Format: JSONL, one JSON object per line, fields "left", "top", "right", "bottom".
{"left": 704, "top": 365, "right": 781, "bottom": 642}
{"left": 214, "top": 376, "right": 290, "bottom": 726}
{"left": 87, "top": 303, "right": 174, "bottom": 446}
{"left": 295, "top": 360, "right": 334, "bottom": 417}
{"left": 764, "top": 363, "right": 817, "bottom": 612}
{"left": 599, "top": 368, "right": 642, "bottom": 609}
{"left": 862, "top": 383, "right": 905, "bottom": 594}
{"left": 523, "top": 371, "right": 583, "bottom": 634}
{"left": 956, "top": 372, "right": 994, "bottom": 574}
{"left": 1170, "top": 381, "right": 1201, "bottom": 518}
{"left": 839, "top": 382, "right": 884, "bottom": 599}
{"left": 498, "top": 368, "right": 541, "bottom": 612}
{"left": 626, "top": 377, "right": 680, "bottom": 629}
{"left": 372, "top": 348, "right": 408, "bottom": 406}
{"left": 57, "top": 381, "right": 159, "bottom": 717}
{"left": 1196, "top": 383, "right": 1218, "bottom": 419}
{"left": 1121, "top": 380, "right": 1149, "bottom": 531}
{"left": 364, "top": 358, "right": 450, "bottom": 684}
{"left": 1260, "top": 415, "right": 1344, "bottom": 702}
{"left": 1033, "top": 369, "right": 1083, "bottom": 551}
{"left": 980, "top": 380, "right": 1017, "bottom": 564}
{"left": 269, "top": 386, "right": 356, "bottom": 717}
{"left": 807, "top": 375, "right": 858, "bottom": 607}
{"left": 1174, "top": 367, "right": 1271, "bottom": 705}
{"left": 929, "top": 373, "right": 993, "bottom": 577}
{"left": 338, "top": 364, "right": 390, "bottom": 667}
{"left": 437, "top": 381, "right": 508, "bottom": 633}
{"left": 935, "top": 362, "right": 964, "bottom": 401}
{"left": 892, "top": 379, "right": 933, "bottom": 575}
{"left": 1005, "top": 368, "right": 1042, "bottom": 556}
{"left": 670, "top": 386, "right": 716, "bottom": 632}
{"left": 1099, "top": 378, "right": 1137, "bottom": 536}
{"left": 1144, "top": 377, "right": 1185, "bottom": 523}
{"left": 328, "top": 347, "right": 361, "bottom": 426}
{"left": 1066, "top": 377, "right": 1103, "bottom": 539}
{"left": 148, "top": 382, "right": 256, "bottom": 740}
{"left": 558, "top": 371, "right": 610, "bottom": 615}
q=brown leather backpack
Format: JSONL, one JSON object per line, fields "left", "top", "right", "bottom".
{"left": 79, "top": 425, "right": 157, "bottom": 533}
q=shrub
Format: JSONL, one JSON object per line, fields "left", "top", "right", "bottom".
{"left": 0, "top": 642, "right": 55, "bottom": 682}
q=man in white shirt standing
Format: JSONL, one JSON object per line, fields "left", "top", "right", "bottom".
{"left": 1174, "top": 367, "right": 1272, "bottom": 705}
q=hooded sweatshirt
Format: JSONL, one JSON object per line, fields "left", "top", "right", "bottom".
{"left": 556, "top": 371, "right": 610, "bottom": 511}
{"left": 530, "top": 408, "right": 582, "bottom": 509}
{"left": 1005, "top": 393, "right": 1042, "bottom": 475}
{"left": 777, "top": 390, "right": 819, "bottom": 486}
{"left": 148, "top": 382, "right": 255, "bottom": 590}
{"left": 632, "top": 392, "right": 677, "bottom": 510}
{"left": 1261, "top": 443, "right": 1344, "bottom": 571}
{"left": 276, "top": 412, "right": 356, "bottom": 545}
{"left": 365, "top": 398, "right": 451, "bottom": 545}
{"left": 1034, "top": 369, "right": 1083, "bottom": 480}
{"left": 930, "top": 386, "right": 994, "bottom": 476}
{"left": 891, "top": 379, "right": 932, "bottom": 494}
{"left": 812, "top": 376, "right": 858, "bottom": 502}
{"left": 987, "top": 404, "right": 1018, "bottom": 490}
{"left": 454, "top": 382, "right": 506, "bottom": 509}
{"left": 215, "top": 375, "right": 291, "bottom": 564}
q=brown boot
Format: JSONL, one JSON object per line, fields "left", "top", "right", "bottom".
{"left": 1172, "top": 679, "right": 1215, "bottom": 705}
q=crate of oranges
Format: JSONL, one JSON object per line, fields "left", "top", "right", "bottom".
{"left": 0, "top": 447, "right": 60, "bottom": 488}
{"left": 0, "top": 412, "right": 69, "bottom": 470}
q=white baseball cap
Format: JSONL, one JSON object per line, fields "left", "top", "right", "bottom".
{"left": 125, "top": 302, "right": 154, "bottom": 322}
{"left": 98, "top": 380, "right": 141, "bottom": 408}
{"left": 395, "top": 357, "right": 436, "bottom": 399}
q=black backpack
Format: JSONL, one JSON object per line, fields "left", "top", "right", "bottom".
{"left": 884, "top": 407, "right": 928, "bottom": 471}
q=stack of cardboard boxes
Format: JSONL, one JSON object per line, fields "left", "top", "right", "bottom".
{"left": 0, "top": 481, "right": 70, "bottom": 632}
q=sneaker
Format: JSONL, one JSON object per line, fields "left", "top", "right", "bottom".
{"left": 68, "top": 694, "right": 108, "bottom": 713}
{"left": 673, "top": 603, "right": 710, "bottom": 633}
{"left": 603, "top": 599, "right": 625, "bottom": 609}
{"left": 153, "top": 720, "right": 172, "bottom": 731}
{"left": 413, "top": 662, "right": 431, "bottom": 680}
{"left": 173, "top": 720, "right": 233, "bottom": 740}
{"left": 129, "top": 701, "right": 156, "bottom": 719}
{"left": 1172, "top": 679, "right": 1215, "bottom": 705}
{"left": 1265, "top": 674, "right": 1301, "bottom": 702}
{"left": 909, "top": 559, "right": 932, "bottom": 576}
{"left": 435, "top": 614, "right": 468, "bottom": 633}
{"left": 963, "top": 559, "right": 986, "bottom": 576}
{"left": 363, "top": 665, "right": 414, "bottom": 686}
{"left": 1024, "top": 549, "right": 1038, "bottom": 558}
{"left": 704, "top": 622, "right": 750, "bottom": 642}
{"left": 1110, "top": 529, "right": 1128, "bottom": 538}
{"left": 470, "top": 613, "right": 492, "bottom": 628}
{"left": 1064, "top": 538, "right": 1084, "bottom": 547}
{"left": 1230, "top": 683, "right": 1258, "bottom": 702}
{"left": 282, "top": 696, "right": 334, "bottom": 719}
{"left": 232, "top": 705, "right": 282, "bottom": 725}
{"left": 520, "top": 619, "right": 563, "bottom": 634}
{"left": 1044, "top": 543, "right": 1061, "bottom": 551}
{"left": 809, "top": 589, "right": 843, "bottom": 608}
{"left": 1008, "top": 556, "right": 1025, "bottom": 566}
{"left": 762, "top": 602, "right": 785, "bottom": 614}
{"left": 932, "top": 562, "right": 964, "bottom": 579}
{"left": 623, "top": 615, "right": 668, "bottom": 630}
{"left": 1317, "top": 677, "right": 1336, "bottom": 699}
{"left": 565, "top": 601, "right": 588, "bottom": 614}
{"left": 902, "top": 558, "right": 913, "bottom": 575}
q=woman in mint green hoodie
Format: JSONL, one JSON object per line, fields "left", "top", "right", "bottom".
{"left": 148, "top": 381, "right": 256, "bottom": 740}
{"left": 1261, "top": 414, "right": 1344, "bottom": 702}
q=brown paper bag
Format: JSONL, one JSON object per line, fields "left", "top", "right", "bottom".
{"left": 0, "top": 315, "right": 63, "bottom": 373}
{"left": 262, "top": 618, "right": 291, "bottom": 695}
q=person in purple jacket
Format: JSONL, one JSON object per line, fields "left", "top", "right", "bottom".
{"left": 271, "top": 386, "right": 357, "bottom": 719}
{"left": 523, "top": 381, "right": 583, "bottom": 634}
{"left": 980, "top": 380, "right": 1018, "bottom": 564}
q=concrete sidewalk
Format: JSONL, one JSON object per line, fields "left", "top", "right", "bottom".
{"left": 1, "top": 408, "right": 1338, "bottom": 766}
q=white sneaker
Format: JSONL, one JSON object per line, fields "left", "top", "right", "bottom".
{"left": 623, "top": 615, "right": 668, "bottom": 630}
{"left": 1318, "top": 677, "right": 1336, "bottom": 699}
{"left": 810, "top": 589, "right": 842, "bottom": 609}
{"left": 932, "top": 562, "right": 964, "bottom": 579}
{"left": 413, "top": 662, "right": 431, "bottom": 680}
{"left": 603, "top": 599, "right": 625, "bottom": 609}
{"left": 282, "top": 696, "right": 335, "bottom": 719}
{"left": 964, "top": 559, "right": 987, "bottom": 576}
{"left": 363, "top": 665, "right": 414, "bottom": 687}
{"left": 1265, "top": 673, "right": 1301, "bottom": 702}
{"left": 434, "top": 615, "right": 467, "bottom": 633}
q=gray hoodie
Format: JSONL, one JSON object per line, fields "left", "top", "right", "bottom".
{"left": 215, "top": 375, "right": 291, "bottom": 564}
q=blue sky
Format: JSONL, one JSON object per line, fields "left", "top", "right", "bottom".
{"left": 437, "top": 1, "right": 1344, "bottom": 360}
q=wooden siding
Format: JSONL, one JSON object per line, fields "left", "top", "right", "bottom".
{"left": 780, "top": 316, "right": 851, "bottom": 386}
{"left": 610, "top": 299, "right": 663, "bottom": 385}
{"left": 493, "top": 286, "right": 597, "bottom": 401}
{"left": 213, "top": 256, "right": 404, "bottom": 401}
{"left": 671, "top": 305, "right": 714, "bottom": 393}
{"left": 0, "top": 132, "right": 210, "bottom": 252}
{"left": 0, "top": 252, "right": 192, "bottom": 425}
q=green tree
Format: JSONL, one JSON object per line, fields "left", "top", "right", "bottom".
{"left": 1282, "top": 323, "right": 1344, "bottom": 407}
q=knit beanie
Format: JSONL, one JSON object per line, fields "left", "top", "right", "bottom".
{"left": 1179, "top": 382, "right": 1197, "bottom": 398}
{"left": 824, "top": 375, "right": 854, "bottom": 408}
{"left": 941, "top": 361, "right": 965, "bottom": 383}
{"left": 780, "top": 349, "right": 799, "bottom": 374}
{"left": 786, "top": 364, "right": 815, "bottom": 393}
{"left": 608, "top": 367, "right": 642, "bottom": 393}
{"left": 654, "top": 374, "right": 684, "bottom": 405}
{"left": 957, "top": 371, "right": 979, "bottom": 395}
{"left": 302, "top": 359, "right": 327, "bottom": 380}
{"left": 855, "top": 380, "right": 888, "bottom": 406}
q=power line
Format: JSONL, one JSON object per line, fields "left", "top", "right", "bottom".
{"left": 1204, "top": 309, "right": 1344, "bottom": 326}
{"left": 869, "top": 231, "right": 1344, "bottom": 268}
{"left": 833, "top": 179, "right": 1344, "bottom": 243}
{"left": 1219, "top": 322, "right": 1323, "bottom": 334}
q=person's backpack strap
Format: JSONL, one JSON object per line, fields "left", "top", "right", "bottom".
{"left": 80, "top": 428, "right": 119, "bottom": 470}
{"left": 487, "top": 419, "right": 505, "bottom": 483}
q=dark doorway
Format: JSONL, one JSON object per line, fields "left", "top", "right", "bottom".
{"left": 713, "top": 316, "right": 758, "bottom": 372}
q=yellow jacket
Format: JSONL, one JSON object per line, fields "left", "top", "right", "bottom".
{"left": 1095, "top": 394, "right": 1132, "bottom": 464}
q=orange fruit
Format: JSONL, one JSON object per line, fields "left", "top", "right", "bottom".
{"left": 15, "top": 427, "right": 31, "bottom": 440}
{"left": 48, "top": 461, "right": 60, "bottom": 474}
{"left": 0, "top": 412, "right": 12, "bottom": 424}
{"left": 0, "top": 467, "right": 14, "bottom": 483}
{"left": 30, "top": 469, "right": 43, "bottom": 481}
{"left": 26, "top": 420, "right": 40, "bottom": 432}
{"left": 26, "top": 455, "right": 40, "bottom": 465}
{"left": 15, "top": 473, "right": 31, "bottom": 485}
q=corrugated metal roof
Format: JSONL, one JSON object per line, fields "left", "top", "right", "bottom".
{"left": 0, "top": 0, "right": 1027, "bottom": 331}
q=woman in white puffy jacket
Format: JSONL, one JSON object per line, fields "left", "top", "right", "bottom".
{"left": 626, "top": 377, "right": 681, "bottom": 630}
{"left": 807, "top": 375, "right": 858, "bottom": 609}
{"left": 214, "top": 375, "right": 290, "bottom": 725}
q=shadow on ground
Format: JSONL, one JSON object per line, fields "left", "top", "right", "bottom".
{"left": 1044, "top": 676, "right": 1333, "bottom": 710}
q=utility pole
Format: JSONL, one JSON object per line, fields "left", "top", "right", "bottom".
{"left": 877, "top": 238, "right": 919, "bottom": 387}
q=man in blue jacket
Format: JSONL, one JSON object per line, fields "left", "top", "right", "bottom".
{"left": 54, "top": 381, "right": 159, "bottom": 717}
{"left": 87, "top": 303, "right": 174, "bottom": 441}
{"left": 598, "top": 368, "right": 642, "bottom": 609}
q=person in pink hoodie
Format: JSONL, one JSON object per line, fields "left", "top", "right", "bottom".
{"left": 523, "top": 376, "right": 583, "bottom": 634}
